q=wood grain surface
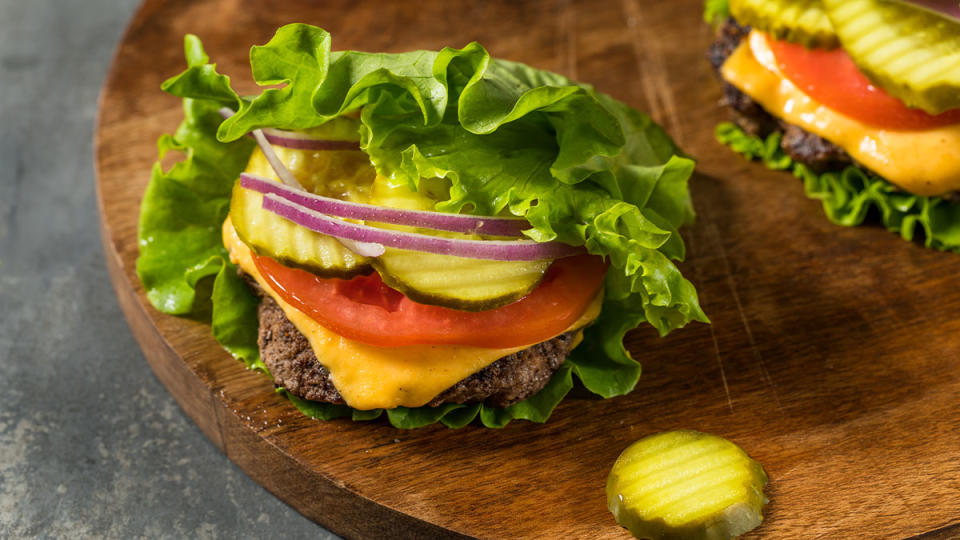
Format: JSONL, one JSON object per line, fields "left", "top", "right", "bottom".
{"left": 96, "top": 1, "right": 960, "bottom": 538}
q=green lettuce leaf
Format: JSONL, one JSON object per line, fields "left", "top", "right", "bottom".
{"left": 717, "top": 122, "right": 960, "bottom": 250}
{"left": 704, "top": 0, "right": 731, "bottom": 25}
{"left": 281, "top": 361, "right": 575, "bottom": 429}
{"left": 138, "top": 26, "right": 706, "bottom": 429}
{"left": 137, "top": 95, "right": 261, "bottom": 369}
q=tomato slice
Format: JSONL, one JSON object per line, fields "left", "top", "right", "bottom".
{"left": 767, "top": 36, "right": 960, "bottom": 130}
{"left": 254, "top": 254, "right": 607, "bottom": 348}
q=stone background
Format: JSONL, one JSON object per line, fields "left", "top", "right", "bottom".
{"left": 0, "top": 1, "right": 339, "bottom": 537}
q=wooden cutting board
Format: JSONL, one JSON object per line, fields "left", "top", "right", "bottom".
{"left": 96, "top": 0, "right": 960, "bottom": 538}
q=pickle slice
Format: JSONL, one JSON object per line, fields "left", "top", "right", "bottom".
{"left": 230, "top": 180, "right": 371, "bottom": 277}
{"left": 730, "top": 0, "right": 838, "bottom": 49}
{"left": 246, "top": 140, "right": 376, "bottom": 201}
{"left": 823, "top": 0, "right": 960, "bottom": 114}
{"left": 229, "top": 145, "right": 376, "bottom": 277}
{"left": 607, "top": 431, "right": 768, "bottom": 540}
{"left": 234, "top": 142, "right": 551, "bottom": 308}
{"left": 372, "top": 248, "right": 549, "bottom": 311}
{"left": 367, "top": 175, "right": 548, "bottom": 311}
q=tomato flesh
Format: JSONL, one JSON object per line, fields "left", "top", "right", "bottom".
{"left": 254, "top": 254, "right": 607, "bottom": 348}
{"left": 767, "top": 36, "right": 960, "bottom": 130}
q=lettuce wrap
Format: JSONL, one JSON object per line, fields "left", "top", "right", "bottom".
{"left": 138, "top": 24, "right": 707, "bottom": 428}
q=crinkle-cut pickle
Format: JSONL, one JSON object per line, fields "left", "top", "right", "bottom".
{"left": 730, "top": 0, "right": 838, "bottom": 49}
{"left": 607, "top": 430, "right": 768, "bottom": 540}
{"left": 823, "top": 0, "right": 960, "bottom": 115}
{"left": 366, "top": 175, "right": 549, "bottom": 311}
{"left": 230, "top": 146, "right": 376, "bottom": 278}
{"left": 234, "top": 145, "right": 550, "bottom": 310}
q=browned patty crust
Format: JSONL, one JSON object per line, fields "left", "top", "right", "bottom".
{"left": 256, "top": 294, "right": 578, "bottom": 409}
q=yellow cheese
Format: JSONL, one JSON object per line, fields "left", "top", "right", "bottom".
{"left": 222, "top": 218, "right": 601, "bottom": 410}
{"left": 721, "top": 31, "right": 960, "bottom": 197}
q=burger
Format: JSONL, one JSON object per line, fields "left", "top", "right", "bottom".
{"left": 706, "top": 0, "right": 960, "bottom": 251}
{"left": 138, "top": 24, "right": 706, "bottom": 428}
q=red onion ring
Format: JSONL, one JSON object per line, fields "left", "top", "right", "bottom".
{"left": 249, "top": 128, "right": 301, "bottom": 188}
{"left": 240, "top": 174, "right": 529, "bottom": 237}
{"left": 217, "top": 108, "right": 361, "bottom": 150}
{"left": 261, "top": 194, "right": 582, "bottom": 261}
{"left": 220, "top": 108, "right": 567, "bottom": 261}
{"left": 261, "top": 128, "right": 361, "bottom": 151}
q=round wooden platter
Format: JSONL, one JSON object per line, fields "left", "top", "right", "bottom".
{"left": 96, "top": 0, "right": 960, "bottom": 538}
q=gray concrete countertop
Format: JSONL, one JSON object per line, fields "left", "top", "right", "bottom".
{"left": 0, "top": 1, "right": 338, "bottom": 537}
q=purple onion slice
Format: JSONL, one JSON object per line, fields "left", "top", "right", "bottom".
{"left": 240, "top": 173, "right": 530, "bottom": 237}
{"left": 260, "top": 194, "right": 582, "bottom": 261}
{"left": 260, "top": 128, "right": 362, "bottom": 151}
{"left": 249, "top": 129, "right": 301, "bottom": 188}
{"left": 217, "top": 107, "right": 361, "bottom": 150}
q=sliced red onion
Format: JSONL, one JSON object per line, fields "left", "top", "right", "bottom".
{"left": 887, "top": 0, "right": 960, "bottom": 21}
{"left": 247, "top": 148, "right": 386, "bottom": 254}
{"left": 216, "top": 108, "right": 301, "bottom": 188}
{"left": 217, "top": 108, "right": 361, "bottom": 151}
{"left": 261, "top": 194, "right": 582, "bottom": 261}
{"left": 219, "top": 108, "right": 380, "bottom": 256}
{"left": 249, "top": 129, "right": 301, "bottom": 188}
{"left": 220, "top": 108, "right": 544, "bottom": 260}
{"left": 261, "top": 128, "right": 362, "bottom": 151}
{"left": 240, "top": 173, "right": 529, "bottom": 237}
{"left": 333, "top": 237, "right": 385, "bottom": 258}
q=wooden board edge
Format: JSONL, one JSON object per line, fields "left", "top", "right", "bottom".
{"left": 93, "top": 158, "right": 476, "bottom": 540}
{"left": 92, "top": 38, "right": 475, "bottom": 535}
{"left": 906, "top": 521, "right": 960, "bottom": 540}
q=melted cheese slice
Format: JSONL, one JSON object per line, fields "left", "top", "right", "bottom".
{"left": 721, "top": 31, "right": 960, "bottom": 197}
{"left": 222, "top": 218, "right": 601, "bottom": 410}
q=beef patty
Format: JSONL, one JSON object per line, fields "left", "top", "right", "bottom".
{"left": 709, "top": 18, "right": 853, "bottom": 172}
{"left": 255, "top": 293, "right": 578, "bottom": 409}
